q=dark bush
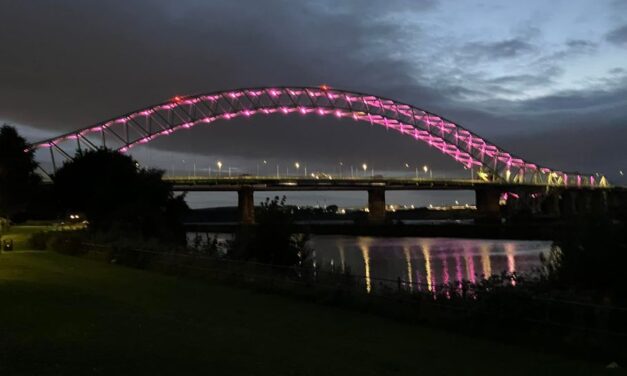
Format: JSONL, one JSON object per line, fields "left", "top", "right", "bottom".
{"left": 46, "top": 232, "right": 86, "bottom": 256}
{"left": 227, "top": 196, "right": 312, "bottom": 267}
{"left": 28, "top": 231, "right": 51, "bottom": 250}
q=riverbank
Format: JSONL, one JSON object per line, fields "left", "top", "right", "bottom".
{"left": 0, "top": 251, "right": 606, "bottom": 375}
{"left": 185, "top": 221, "right": 599, "bottom": 240}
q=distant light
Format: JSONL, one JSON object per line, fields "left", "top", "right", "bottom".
{"left": 362, "top": 163, "right": 367, "bottom": 171}
{"left": 217, "top": 161, "right": 223, "bottom": 169}
{"left": 422, "top": 165, "right": 428, "bottom": 173}
{"left": 173, "top": 95, "right": 183, "bottom": 102}
{"left": 295, "top": 162, "right": 300, "bottom": 169}
{"left": 404, "top": 163, "right": 409, "bottom": 168}
{"left": 320, "top": 84, "right": 330, "bottom": 91}
{"left": 620, "top": 170, "right": 624, "bottom": 176}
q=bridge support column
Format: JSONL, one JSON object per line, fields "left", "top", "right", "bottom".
{"left": 561, "top": 190, "right": 577, "bottom": 218}
{"left": 591, "top": 190, "right": 609, "bottom": 218}
{"left": 475, "top": 188, "right": 501, "bottom": 222}
{"left": 368, "top": 188, "right": 386, "bottom": 224}
{"left": 238, "top": 187, "right": 255, "bottom": 225}
{"left": 608, "top": 190, "right": 627, "bottom": 221}
{"left": 576, "top": 192, "right": 591, "bottom": 215}
{"left": 542, "top": 192, "right": 561, "bottom": 217}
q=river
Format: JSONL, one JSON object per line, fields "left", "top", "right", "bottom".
{"left": 187, "top": 233, "right": 552, "bottom": 292}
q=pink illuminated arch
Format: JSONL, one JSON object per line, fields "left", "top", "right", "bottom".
{"left": 28, "top": 86, "right": 603, "bottom": 187}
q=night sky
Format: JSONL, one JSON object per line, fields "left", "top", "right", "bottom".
{"left": 1, "top": 1, "right": 626, "bottom": 207}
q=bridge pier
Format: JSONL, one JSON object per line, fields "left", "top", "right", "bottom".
{"left": 475, "top": 188, "right": 501, "bottom": 222}
{"left": 590, "top": 190, "right": 609, "bottom": 217}
{"left": 541, "top": 192, "right": 561, "bottom": 217}
{"left": 238, "top": 187, "right": 255, "bottom": 225}
{"left": 561, "top": 190, "right": 578, "bottom": 218}
{"left": 576, "top": 192, "right": 591, "bottom": 215}
{"left": 368, "top": 188, "right": 386, "bottom": 224}
{"left": 608, "top": 190, "right": 627, "bottom": 221}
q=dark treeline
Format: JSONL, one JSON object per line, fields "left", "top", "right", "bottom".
{"left": 0, "top": 124, "right": 188, "bottom": 245}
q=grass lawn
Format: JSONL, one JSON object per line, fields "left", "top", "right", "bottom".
{"left": 0, "top": 251, "right": 613, "bottom": 375}
{"left": 0, "top": 226, "right": 46, "bottom": 250}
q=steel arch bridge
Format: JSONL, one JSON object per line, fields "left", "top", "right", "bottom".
{"left": 28, "top": 86, "right": 607, "bottom": 188}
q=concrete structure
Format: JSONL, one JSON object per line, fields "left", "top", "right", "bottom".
{"left": 165, "top": 177, "right": 621, "bottom": 224}
{"left": 237, "top": 187, "right": 255, "bottom": 225}
{"left": 367, "top": 188, "right": 386, "bottom": 224}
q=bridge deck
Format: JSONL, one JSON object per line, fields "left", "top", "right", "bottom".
{"left": 164, "top": 177, "right": 611, "bottom": 192}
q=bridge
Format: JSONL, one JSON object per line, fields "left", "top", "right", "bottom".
{"left": 26, "top": 86, "right": 618, "bottom": 224}
{"left": 163, "top": 176, "right": 621, "bottom": 224}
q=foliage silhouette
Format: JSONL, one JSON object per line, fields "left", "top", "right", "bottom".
{"left": 53, "top": 148, "right": 188, "bottom": 243}
{"left": 227, "top": 196, "right": 311, "bottom": 266}
{"left": 542, "top": 224, "right": 627, "bottom": 301}
{"left": 0, "top": 125, "right": 41, "bottom": 222}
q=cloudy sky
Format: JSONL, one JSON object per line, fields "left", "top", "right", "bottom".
{"left": 1, "top": 0, "right": 626, "bottom": 206}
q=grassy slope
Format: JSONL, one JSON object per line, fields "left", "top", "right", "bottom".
{"left": 0, "top": 251, "right": 611, "bottom": 375}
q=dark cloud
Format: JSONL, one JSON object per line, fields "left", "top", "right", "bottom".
{"left": 0, "top": 0, "right": 430, "bottom": 130}
{"left": 0, "top": 1, "right": 625, "bottom": 181}
{"left": 565, "top": 39, "right": 597, "bottom": 51}
{"left": 486, "top": 65, "right": 563, "bottom": 89}
{"left": 606, "top": 24, "right": 627, "bottom": 46}
{"left": 458, "top": 38, "right": 535, "bottom": 62}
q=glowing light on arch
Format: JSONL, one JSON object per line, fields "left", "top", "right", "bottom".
{"left": 28, "top": 86, "right": 605, "bottom": 187}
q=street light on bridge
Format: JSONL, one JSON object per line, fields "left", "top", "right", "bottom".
{"left": 217, "top": 161, "right": 223, "bottom": 177}
{"left": 362, "top": 163, "right": 367, "bottom": 177}
{"left": 423, "top": 165, "right": 432, "bottom": 179}
{"left": 404, "top": 162, "right": 418, "bottom": 178}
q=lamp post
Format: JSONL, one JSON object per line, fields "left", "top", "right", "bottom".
{"left": 362, "top": 163, "right": 367, "bottom": 177}
{"left": 295, "top": 162, "right": 300, "bottom": 177}
{"left": 217, "top": 161, "right": 223, "bottom": 177}
{"left": 423, "top": 165, "right": 431, "bottom": 179}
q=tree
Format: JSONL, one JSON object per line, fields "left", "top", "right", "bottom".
{"left": 228, "top": 196, "right": 311, "bottom": 266}
{"left": 0, "top": 125, "right": 41, "bottom": 222}
{"left": 542, "top": 224, "right": 627, "bottom": 301}
{"left": 53, "top": 148, "right": 188, "bottom": 243}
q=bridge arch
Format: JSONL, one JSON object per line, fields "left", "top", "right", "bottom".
{"left": 28, "top": 86, "right": 604, "bottom": 187}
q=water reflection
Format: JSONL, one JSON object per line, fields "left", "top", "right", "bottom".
{"left": 186, "top": 233, "right": 551, "bottom": 293}
{"left": 310, "top": 236, "right": 550, "bottom": 291}
{"left": 358, "top": 239, "right": 372, "bottom": 293}
{"left": 421, "top": 244, "right": 434, "bottom": 292}
{"left": 403, "top": 247, "right": 413, "bottom": 292}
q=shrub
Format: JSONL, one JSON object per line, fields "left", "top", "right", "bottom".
{"left": 28, "top": 231, "right": 51, "bottom": 250}
{"left": 46, "top": 232, "right": 86, "bottom": 255}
